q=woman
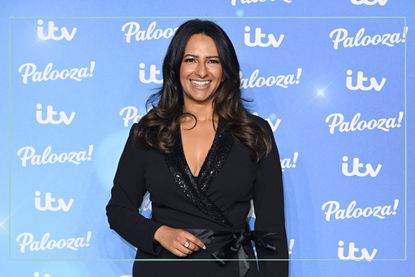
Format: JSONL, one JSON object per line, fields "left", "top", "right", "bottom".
{"left": 106, "top": 19, "right": 288, "bottom": 277}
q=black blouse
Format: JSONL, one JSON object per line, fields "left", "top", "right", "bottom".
{"left": 106, "top": 114, "right": 288, "bottom": 277}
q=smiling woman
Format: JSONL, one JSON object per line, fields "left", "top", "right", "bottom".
{"left": 106, "top": 19, "right": 289, "bottom": 277}
{"left": 180, "top": 33, "right": 224, "bottom": 105}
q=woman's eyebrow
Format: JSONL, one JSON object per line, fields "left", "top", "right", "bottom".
{"left": 183, "top": 54, "right": 220, "bottom": 59}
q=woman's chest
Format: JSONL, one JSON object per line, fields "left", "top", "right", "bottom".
{"left": 143, "top": 141, "right": 257, "bottom": 207}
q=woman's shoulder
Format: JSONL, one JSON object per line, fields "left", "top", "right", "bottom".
{"left": 127, "top": 122, "right": 151, "bottom": 152}
{"left": 246, "top": 113, "right": 269, "bottom": 128}
{"left": 246, "top": 113, "right": 275, "bottom": 141}
{"left": 129, "top": 122, "right": 139, "bottom": 137}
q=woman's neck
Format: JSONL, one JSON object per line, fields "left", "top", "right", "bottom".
{"left": 182, "top": 102, "right": 216, "bottom": 121}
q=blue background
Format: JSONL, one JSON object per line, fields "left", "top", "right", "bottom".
{"left": 1, "top": 0, "right": 414, "bottom": 276}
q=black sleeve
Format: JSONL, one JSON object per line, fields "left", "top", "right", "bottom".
{"left": 253, "top": 117, "right": 289, "bottom": 277}
{"left": 106, "top": 123, "right": 163, "bottom": 255}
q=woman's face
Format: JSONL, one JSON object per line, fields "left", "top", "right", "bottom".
{"left": 179, "top": 33, "right": 223, "bottom": 105}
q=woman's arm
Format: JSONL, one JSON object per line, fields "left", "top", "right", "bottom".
{"left": 106, "top": 123, "right": 163, "bottom": 255}
{"left": 253, "top": 116, "right": 289, "bottom": 276}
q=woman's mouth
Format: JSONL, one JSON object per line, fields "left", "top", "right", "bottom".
{"left": 190, "top": 79, "right": 211, "bottom": 88}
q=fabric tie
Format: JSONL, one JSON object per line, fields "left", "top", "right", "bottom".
{"left": 187, "top": 228, "right": 279, "bottom": 277}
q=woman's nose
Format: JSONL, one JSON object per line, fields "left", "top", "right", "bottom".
{"left": 195, "top": 62, "right": 208, "bottom": 78}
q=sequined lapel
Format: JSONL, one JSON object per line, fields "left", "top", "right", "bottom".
{"left": 196, "top": 122, "right": 234, "bottom": 192}
{"left": 164, "top": 119, "right": 234, "bottom": 227}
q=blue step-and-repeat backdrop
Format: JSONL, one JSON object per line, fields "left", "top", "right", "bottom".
{"left": 1, "top": 0, "right": 414, "bottom": 276}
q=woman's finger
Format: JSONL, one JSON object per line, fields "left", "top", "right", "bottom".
{"left": 175, "top": 239, "right": 193, "bottom": 255}
{"left": 183, "top": 233, "right": 206, "bottom": 250}
{"left": 173, "top": 248, "right": 187, "bottom": 257}
{"left": 182, "top": 238, "right": 200, "bottom": 251}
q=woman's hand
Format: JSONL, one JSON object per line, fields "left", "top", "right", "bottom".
{"left": 154, "top": 225, "right": 207, "bottom": 257}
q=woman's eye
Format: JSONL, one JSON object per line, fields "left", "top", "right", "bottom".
{"left": 208, "top": 59, "right": 220, "bottom": 64}
{"left": 184, "top": 58, "right": 196, "bottom": 63}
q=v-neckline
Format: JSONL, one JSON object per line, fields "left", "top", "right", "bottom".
{"left": 164, "top": 118, "right": 234, "bottom": 226}
{"left": 178, "top": 118, "right": 221, "bottom": 179}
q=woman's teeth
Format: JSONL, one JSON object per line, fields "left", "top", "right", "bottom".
{"left": 191, "top": 80, "right": 211, "bottom": 86}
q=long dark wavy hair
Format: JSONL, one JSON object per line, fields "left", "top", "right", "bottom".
{"left": 134, "top": 19, "right": 272, "bottom": 162}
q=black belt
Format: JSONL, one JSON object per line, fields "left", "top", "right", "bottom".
{"left": 187, "top": 228, "right": 279, "bottom": 277}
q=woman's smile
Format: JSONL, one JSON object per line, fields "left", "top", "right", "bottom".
{"left": 180, "top": 33, "right": 223, "bottom": 104}
{"left": 190, "top": 79, "right": 211, "bottom": 88}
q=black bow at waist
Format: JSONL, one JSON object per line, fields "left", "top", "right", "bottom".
{"left": 186, "top": 228, "right": 280, "bottom": 277}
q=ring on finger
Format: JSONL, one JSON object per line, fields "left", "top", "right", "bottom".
{"left": 184, "top": 240, "right": 190, "bottom": 248}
